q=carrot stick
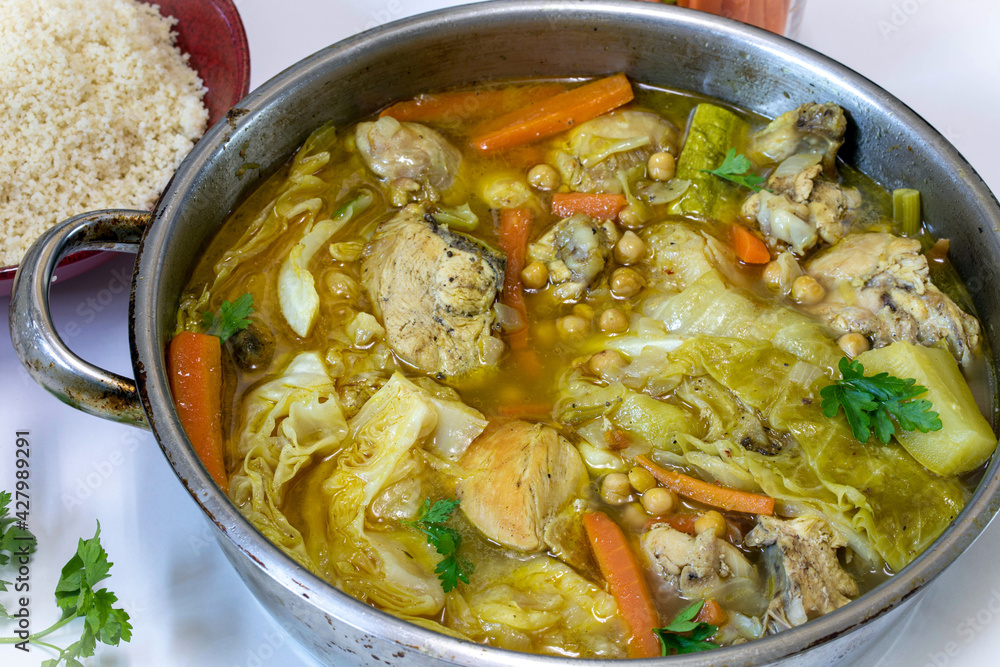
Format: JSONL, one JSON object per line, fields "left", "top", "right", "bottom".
{"left": 695, "top": 599, "right": 729, "bottom": 627}
{"left": 379, "top": 84, "right": 565, "bottom": 124}
{"left": 636, "top": 456, "right": 774, "bottom": 515}
{"left": 168, "top": 331, "right": 228, "bottom": 492}
{"left": 583, "top": 512, "right": 661, "bottom": 658}
{"left": 473, "top": 74, "right": 634, "bottom": 152}
{"left": 551, "top": 193, "right": 627, "bottom": 220}
{"left": 730, "top": 224, "right": 771, "bottom": 264}
{"left": 498, "top": 208, "right": 533, "bottom": 343}
{"left": 644, "top": 513, "right": 699, "bottom": 535}
{"left": 497, "top": 208, "right": 543, "bottom": 375}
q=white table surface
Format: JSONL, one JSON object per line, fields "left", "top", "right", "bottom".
{"left": 2, "top": 1, "right": 999, "bottom": 665}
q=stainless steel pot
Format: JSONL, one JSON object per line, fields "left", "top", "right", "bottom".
{"left": 10, "top": 2, "right": 1000, "bottom": 665}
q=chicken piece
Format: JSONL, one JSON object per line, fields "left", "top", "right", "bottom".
{"left": 744, "top": 515, "right": 858, "bottom": 629}
{"left": 741, "top": 154, "right": 861, "bottom": 255}
{"left": 749, "top": 103, "right": 847, "bottom": 176}
{"left": 361, "top": 204, "right": 504, "bottom": 378}
{"left": 641, "top": 523, "right": 756, "bottom": 599}
{"left": 355, "top": 117, "right": 462, "bottom": 200}
{"left": 804, "top": 232, "right": 981, "bottom": 364}
{"left": 526, "top": 214, "right": 619, "bottom": 301}
{"left": 553, "top": 110, "right": 679, "bottom": 194}
{"left": 457, "top": 421, "right": 587, "bottom": 552}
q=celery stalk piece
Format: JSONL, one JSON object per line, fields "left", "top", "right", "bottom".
{"left": 892, "top": 188, "right": 922, "bottom": 236}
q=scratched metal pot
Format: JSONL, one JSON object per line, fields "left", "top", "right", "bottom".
{"left": 10, "top": 2, "right": 1000, "bottom": 665}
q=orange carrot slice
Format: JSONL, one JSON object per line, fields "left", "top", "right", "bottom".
{"left": 379, "top": 84, "right": 565, "bottom": 124}
{"left": 695, "top": 599, "right": 729, "bottom": 627}
{"left": 731, "top": 224, "right": 771, "bottom": 264}
{"left": 551, "top": 193, "right": 627, "bottom": 220}
{"left": 636, "top": 456, "right": 775, "bottom": 515}
{"left": 472, "top": 74, "right": 634, "bottom": 152}
{"left": 583, "top": 512, "right": 661, "bottom": 658}
{"left": 168, "top": 331, "right": 228, "bottom": 492}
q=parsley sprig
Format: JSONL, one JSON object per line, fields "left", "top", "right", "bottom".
{"left": 201, "top": 293, "right": 254, "bottom": 342}
{"left": 404, "top": 499, "right": 473, "bottom": 593}
{"left": 820, "top": 357, "right": 943, "bottom": 444}
{"left": 701, "top": 148, "right": 768, "bottom": 192}
{"left": 0, "top": 520, "right": 131, "bottom": 666}
{"left": 655, "top": 600, "right": 720, "bottom": 656}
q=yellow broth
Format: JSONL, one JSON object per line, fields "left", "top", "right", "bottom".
{"left": 174, "top": 77, "right": 993, "bottom": 657}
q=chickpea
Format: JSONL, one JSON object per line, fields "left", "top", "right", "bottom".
{"left": 647, "top": 151, "right": 676, "bottom": 182}
{"left": 521, "top": 261, "right": 549, "bottom": 290}
{"left": 641, "top": 487, "right": 677, "bottom": 515}
{"left": 791, "top": 275, "right": 826, "bottom": 305}
{"left": 573, "top": 303, "right": 596, "bottom": 321}
{"left": 527, "top": 163, "right": 561, "bottom": 191}
{"left": 628, "top": 467, "right": 657, "bottom": 494}
{"left": 589, "top": 350, "right": 625, "bottom": 377}
{"left": 614, "top": 231, "right": 647, "bottom": 266}
{"left": 533, "top": 319, "right": 559, "bottom": 348}
{"left": 618, "top": 205, "right": 644, "bottom": 230}
{"left": 598, "top": 308, "right": 630, "bottom": 333}
{"left": 557, "top": 314, "right": 590, "bottom": 342}
{"left": 610, "top": 267, "right": 644, "bottom": 298}
{"left": 837, "top": 332, "right": 871, "bottom": 358}
{"left": 694, "top": 510, "right": 728, "bottom": 539}
{"left": 601, "top": 473, "right": 632, "bottom": 506}
{"left": 762, "top": 260, "right": 784, "bottom": 293}
{"left": 622, "top": 502, "right": 648, "bottom": 531}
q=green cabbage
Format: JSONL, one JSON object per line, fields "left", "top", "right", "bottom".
{"left": 643, "top": 270, "right": 842, "bottom": 374}
{"left": 669, "top": 337, "right": 969, "bottom": 571}
{"left": 318, "top": 373, "right": 446, "bottom": 616}
{"left": 278, "top": 191, "right": 373, "bottom": 337}
{"left": 454, "top": 557, "right": 626, "bottom": 657}
{"left": 228, "top": 352, "right": 349, "bottom": 567}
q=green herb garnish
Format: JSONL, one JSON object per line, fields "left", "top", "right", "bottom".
{"left": 820, "top": 357, "right": 943, "bottom": 444}
{"left": 655, "top": 600, "right": 720, "bottom": 656}
{"left": 701, "top": 148, "right": 767, "bottom": 192}
{"left": 404, "top": 499, "right": 473, "bottom": 593}
{"left": 201, "top": 293, "right": 254, "bottom": 342}
{"left": 0, "top": 521, "right": 131, "bottom": 666}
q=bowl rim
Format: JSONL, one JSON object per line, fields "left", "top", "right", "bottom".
{"left": 132, "top": 1, "right": 1000, "bottom": 664}
{"left": 0, "top": 0, "right": 252, "bottom": 291}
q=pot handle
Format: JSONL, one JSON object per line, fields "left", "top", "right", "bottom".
{"left": 9, "top": 210, "right": 151, "bottom": 429}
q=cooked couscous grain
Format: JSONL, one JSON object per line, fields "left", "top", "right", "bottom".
{"left": 0, "top": 0, "right": 209, "bottom": 266}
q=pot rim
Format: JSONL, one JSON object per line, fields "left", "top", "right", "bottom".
{"left": 131, "top": 2, "right": 1000, "bottom": 664}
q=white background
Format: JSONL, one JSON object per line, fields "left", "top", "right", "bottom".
{"left": 2, "top": 1, "right": 999, "bottom": 665}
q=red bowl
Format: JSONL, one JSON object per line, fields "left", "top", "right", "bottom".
{"left": 0, "top": 0, "right": 251, "bottom": 296}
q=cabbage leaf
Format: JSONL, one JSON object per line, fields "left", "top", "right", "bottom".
{"left": 643, "top": 270, "right": 842, "bottom": 374}
{"left": 454, "top": 557, "right": 626, "bottom": 657}
{"left": 669, "top": 337, "right": 969, "bottom": 571}
{"left": 228, "top": 352, "right": 349, "bottom": 568}
{"left": 278, "top": 191, "right": 373, "bottom": 337}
